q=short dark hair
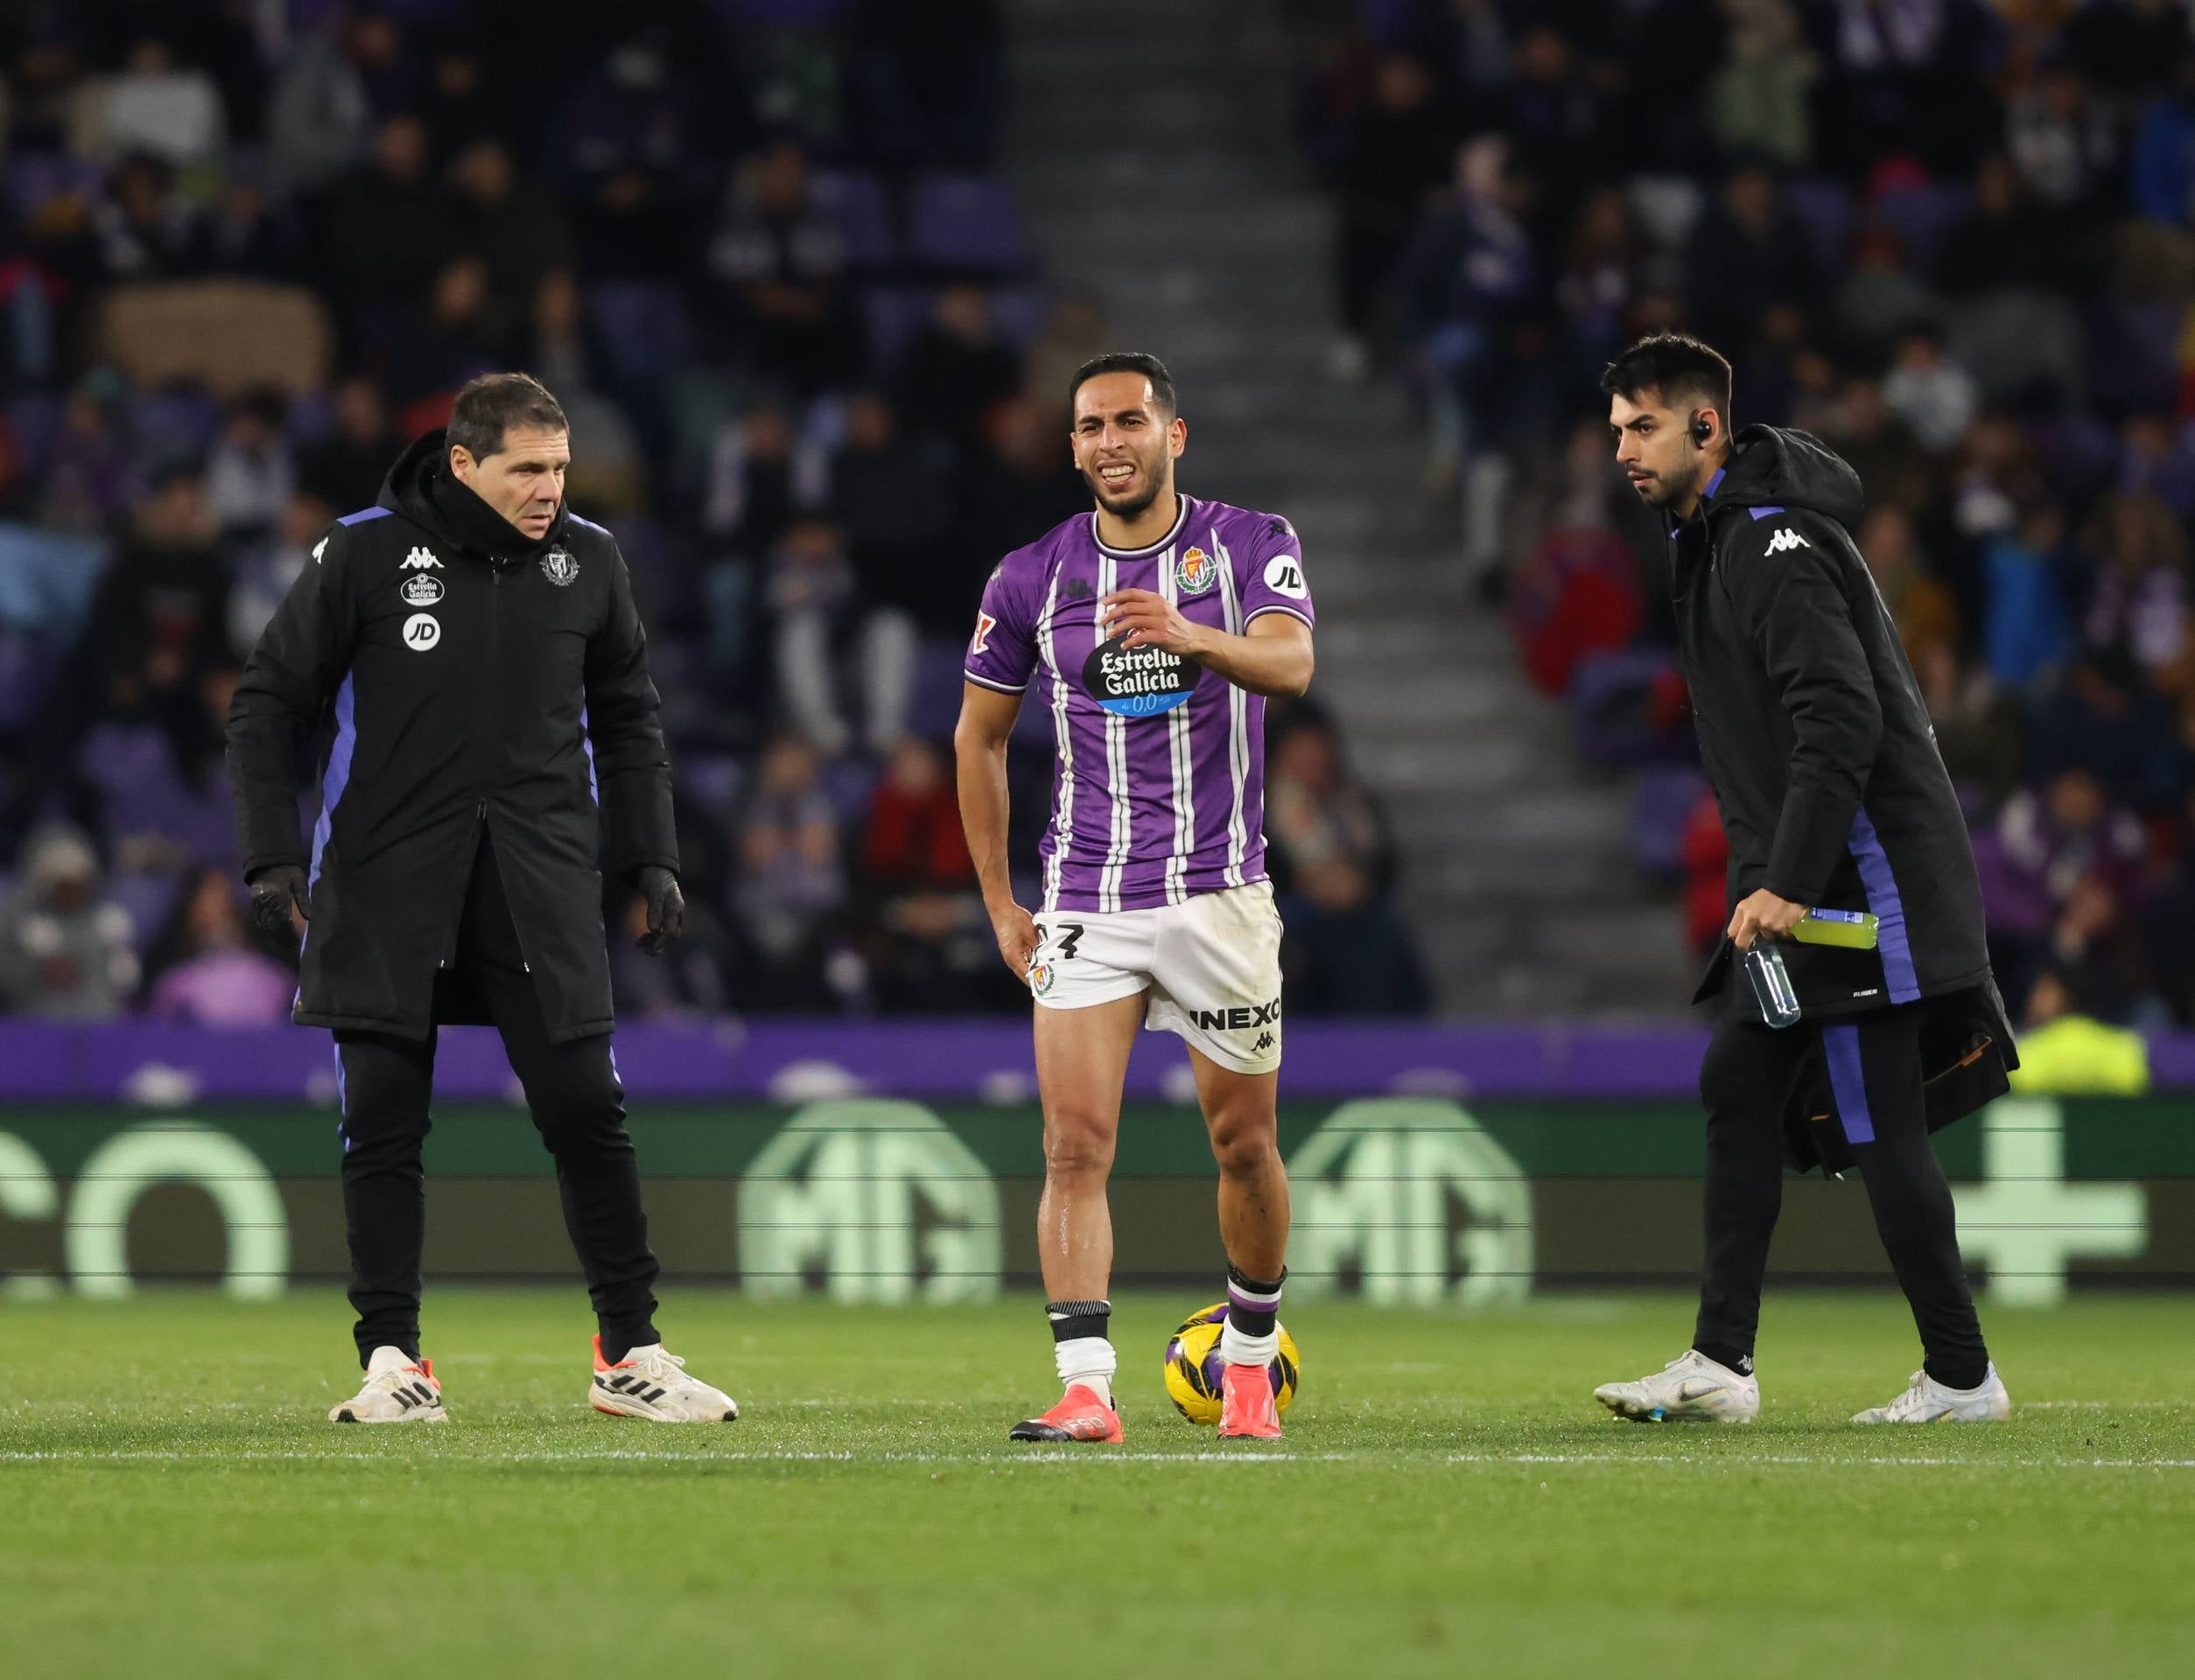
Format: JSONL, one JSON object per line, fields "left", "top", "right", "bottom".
{"left": 447, "top": 372, "right": 568, "bottom": 462}
{"left": 1067, "top": 352, "right": 1177, "bottom": 418}
{"left": 1600, "top": 332, "right": 1734, "bottom": 428}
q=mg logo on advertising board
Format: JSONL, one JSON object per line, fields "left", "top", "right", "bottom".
{"left": 1287, "top": 1100, "right": 1535, "bottom": 1306}
{"left": 738, "top": 1100, "right": 1003, "bottom": 1304}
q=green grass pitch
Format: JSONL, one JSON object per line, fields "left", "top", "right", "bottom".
{"left": 4, "top": 1289, "right": 2191, "bottom": 1678}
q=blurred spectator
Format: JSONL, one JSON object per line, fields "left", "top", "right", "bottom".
{"left": 770, "top": 516, "right": 915, "bottom": 758}
{"left": 862, "top": 738, "right": 972, "bottom": 893}
{"left": 2005, "top": 60, "right": 2121, "bottom": 222}
{"left": 856, "top": 735, "right": 999, "bottom": 1012}
{"left": 38, "top": 382, "right": 136, "bottom": 536}
{"left": 1974, "top": 765, "right": 2146, "bottom": 1005}
{"left": 80, "top": 35, "right": 228, "bottom": 167}
{"left": 1680, "top": 788, "right": 1731, "bottom": 959}
{"left": 448, "top": 138, "right": 574, "bottom": 336}
{"left": 1025, "top": 297, "right": 1112, "bottom": 420}
{"left": 894, "top": 284, "right": 1025, "bottom": 453}
{"left": 1858, "top": 506, "right": 1958, "bottom": 671}
{"left": 965, "top": 395, "right": 1090, "bottom": 570}
{"left": 610, "top": 892, "right": 730, "bottom": 1019}
{"left": 228, "top": 490, "right": 333, "bottom": 662}
{"left": 731, "top": 734, "right": 847, "bottom": 1006}
{"left": 204, "top": 388, "right": 297, "bottom": 538}
{"left": 1332, "top": 52, "right": 1453, "bottom": 368}
{"left": 265, "top": 8, "right": 401, "bottom": 200}
{"left": 1267, "top": 719, "right": 1431, "bottom": 1016}
{"left": 1933, "top": 153, "right": 2073, "bottom": 298}
{"left": 1708, "top": 1, "right": 1817, "bottom": 170}
{"left": 88, "top": 152, "right": 201, "bottom": 281}
{"left": 832, "top": 392, "right": 959, "bottom": 633}
{"left": 1916, "top": 641, "right": 2027, "bottom": 811}
{"left": 142, "top": 867, "right": 294, "bottom": 1026}
{"left": 1881, "top": 327, "right": 1979, "bottom": 454}
{"left": 529, "top": 270, "right": 643, "bottom": 513}
{"left": 324, "top": 113, "right": 459, "bottom": 332}
{"left": 705, "top": 140, "right": 866, "bottom": 395}
{"left": 297, "top": 374, "right": 399, "bottom": 510}
{"left": 1684, "top": 164, "right": 1820, "bottom": 355}
{"left": 378, "top": 254, "right": 502, "bottom": 412}
{"left": 2079, "top": 492, "right": 2191, "bottom": 682}
{"left": 0, "top": 824, "right": 138, "bottom": 1020}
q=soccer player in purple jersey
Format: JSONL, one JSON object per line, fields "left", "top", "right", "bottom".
{"left": 954, "top": 353, "right": 1315, "bottom": 1443}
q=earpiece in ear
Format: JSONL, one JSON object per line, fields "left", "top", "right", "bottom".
{"left": 1690, "top": 411, "right": 1714, "bottom": 446}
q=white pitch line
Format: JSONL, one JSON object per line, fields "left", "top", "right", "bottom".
{"left": 1446, "top": 1452, "right": 2195, "bottom": 1470}
{"left": 2021, "top": 1400, "right": 2183, "bottom": 1410}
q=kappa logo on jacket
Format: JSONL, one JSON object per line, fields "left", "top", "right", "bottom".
{"left": 401, "top": 547, "right": 443, "bottom": 570}
{"left": 1765, "top": 528, "right": 1810, "bottom": 555}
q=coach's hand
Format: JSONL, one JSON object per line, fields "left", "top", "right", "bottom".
{"left": 988, "top": 898, "right": 1040, "bottom": 981}
{"left": 636, "top": 867, "right": 685, "bottom": 955}
{"left": 1729, "top": 888, "right": 1806, "bottom": 952}
{"left": 1101, "top": 588, "right": 1206, "bottom": 657}
{"left": 246, "top": 864, "right": 308, "bottom": 939}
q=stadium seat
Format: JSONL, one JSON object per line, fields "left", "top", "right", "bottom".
{"left": 0, "top": 626, "right": 60, "bottom": 733}
{"left": 4, "top": 395, "right": 64, "bottom": 480}
{"left": 589, "top": 282, "right": 697, "bottom": 384}
{"left": 986, "top": 286, "right": 1049, "bottom": 348}
{"left": 108, "top": 869, "right": 184, "bottom": 952}
{"left": 1782, "top": 178, "right": 1855, "bottom": 267}
{"left": 80, "top": 723, "right": 239, "bottom": 868}
{"left": 95, "top": 281, "right": 333, "bottom": 398}
{"left": 1630, "top": 767, "right": 1711, "bottom": 880}
{"left": 906, "top": 173, "right": 1031, "bottom": 276}
{"left": 1869, "top": 183, "right": 1974, "bottom": 272}
{"left": 861, "top": 285, "right": 935, "bottom": 374}
{"left": 127, "top": 387, "right": 227, "bottom": 462}
{"left": 810, "top": 168, "right": 900, "bottom": 274}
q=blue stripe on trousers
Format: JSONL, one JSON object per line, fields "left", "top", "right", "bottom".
{"left": 1822, "top": 1021, "right": 1876, "bottom": 1144}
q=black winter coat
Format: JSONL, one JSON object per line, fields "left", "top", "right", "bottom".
{"left": 1673, "top": 426, "right": 2008, "bottom": 1018}
{"left": 227, "top": 430, "right": 676, "bottom": 1042}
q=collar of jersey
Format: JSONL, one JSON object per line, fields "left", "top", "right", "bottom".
{"left": 1090, "top": 494, "right": 1190, "bottom": 558}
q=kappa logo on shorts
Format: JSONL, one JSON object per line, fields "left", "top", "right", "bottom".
{"left": 1189, "top": 997, "right": 1281, "bottom": 1033}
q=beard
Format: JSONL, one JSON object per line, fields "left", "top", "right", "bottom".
{"left": 1629, "top": 460, "right": 1699, "bottom": 510}
{"left": 1082, "top": 453, "right": 1168, "bottom": 522}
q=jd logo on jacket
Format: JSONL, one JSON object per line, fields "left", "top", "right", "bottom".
{"left": 403, "top": 613, "right": 440, "bottom": 651}
{"left": 1084, "top": 632, "right": 1196, "bottom": 717}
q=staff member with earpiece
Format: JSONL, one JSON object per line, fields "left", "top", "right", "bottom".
{"left": 1586, "top": 333, "right": 2022, "bottom": 1428}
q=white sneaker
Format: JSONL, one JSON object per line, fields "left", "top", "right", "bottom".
{"left": 590, "top": 1336, "right": 739, "bottom": 1423}
{"left": 1851, "top": 1364, "right": 2010, "bottom": 1424}
{"left": 1594, "top": 1349, "right": 1760, "bottom": 1424}
{"left": 330, "top": 1345, "right": 447, "bottom": 1424}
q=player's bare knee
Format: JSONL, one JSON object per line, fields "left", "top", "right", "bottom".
{"left": 1207, "top": 1113, "right": 1279, "bottom": 1180}
{"left": 1041, "top": 1111, "right": 1118, "bottom": 1180}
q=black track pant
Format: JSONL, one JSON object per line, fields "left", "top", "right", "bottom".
{"left": 333, "top": 841, "right": 659, "bottom": 1367}
{"left": 1693, "top": 1004, "right": 1990, "bottom": 1390}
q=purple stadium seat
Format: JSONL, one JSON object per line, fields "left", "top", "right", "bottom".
{"left": 678, "top": 752, "right": 747, "bottom": 816}
{"left": 987, "top": 286, "right": 1048, "bottom": 348}
{"left": 588, "top": 282, "right": 696, "bottom": 383}
{"left": 7, "top": 394, "right": 66, "bottom": 479}
{"left": 823, "top": 757, "right": 879, "bottom": 827}
{"left": 109, "top": 871, "right": 184, "bottom": 952}
{"left": 810, "top": 169, "right": 899, "bottom": 272}
{"left": 908, "top": 642, "right": 968, "bottom": 739}
{"left": 1869, "top": 183, "right": 1974, "bottom": 271}
{"left": 1631, "top": 767, "right": 1710, "bottom": 879}
{"left": 127, "top": 387, "right": 225, "bottom": 461}
{"left": 0, "top": 627, "right": 59, "bottom": 732}
{"left": 1782, "top": 178, "right": 1854, "bottom": 267}
{"left": 6, "top": 153, "right": 102, "bottom": 218}
{"left": 862, "top": 286, "right": 934, "bottom": 374}
{"left": 81, "top": 723, "right": 238, "bottom": 867}
{"left": 906, "top": 173, "right": 1030, "bottom": 276}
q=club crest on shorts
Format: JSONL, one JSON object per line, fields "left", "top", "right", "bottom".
{"left": 1175, "top": 545, "right": 1217, "bottom": 596}
{"left": 401, "top": 575, "right": 444, "bottom": 606}
{"left": 540, "top": 547, "right": 579, "bottom": 586}
{"left": 1027, "top": 958, "right": 1055, "bottom": 998}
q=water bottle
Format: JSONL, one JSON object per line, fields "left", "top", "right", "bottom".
{"left": 1743, "top": 942, "right": 1802, "bottom": 1029}
{"left": 1789, "top": 908, "right": 1880, "bottom": 950}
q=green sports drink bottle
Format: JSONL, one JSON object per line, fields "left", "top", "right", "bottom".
{"left": 1788, "top": 908, "right": 1881, "bottom": 950}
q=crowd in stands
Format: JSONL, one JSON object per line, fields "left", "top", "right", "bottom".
{"left": 1302, "top": 0, "right": 2195, "bottom": 1032}
{"left": 0, "top": 2, "right": 1420, "bottom": 1024}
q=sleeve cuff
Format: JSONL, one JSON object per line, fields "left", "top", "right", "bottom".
{"left": 963, "top": 669, "right": 1027, "bottom": 693}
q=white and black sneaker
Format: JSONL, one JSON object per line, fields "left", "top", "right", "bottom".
{"left": 1594, "top": 1349, "right": 1760, "bottom": 1423}
{"left": 330, "top": 1345, "right": 448, "bottom": 1424}
{"left": 590, "top": 1335, "right": 738, "bottom": 1423}
{"left": 1851, "top": 1364, "right": 2011, "bottom": 1424}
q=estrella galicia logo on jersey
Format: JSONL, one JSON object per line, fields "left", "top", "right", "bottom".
{"left": 540, "top": 547, "right": 579, "bottom": 586}
{"left": 402, "top": 613, "right": 441, "bottom": 652}
{"left": 402, "top": 547, "right": 441, "bottom": 570}
{"left": 1083, "top": 631, "right": 1196, "bottom": 717}
{"left": 1767, "top": 528, "right": 1810, "bottom": 554}
{"left": 1027, "top": 958, "right": 1055, "bottom": 998}
{"left": 401, "top": 575, "right": 444, "bottom": 606}
{"left": 1175, "top": 545, "right": 1217, "bottom": 596}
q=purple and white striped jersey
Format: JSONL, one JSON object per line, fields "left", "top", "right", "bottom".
{"left": 964, "top": 495, "right": 1315, "bottom": 914}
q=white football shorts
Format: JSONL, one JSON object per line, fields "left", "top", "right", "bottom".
{"left": 1026, "top": 882, "right": 1284, "bottom": 1075}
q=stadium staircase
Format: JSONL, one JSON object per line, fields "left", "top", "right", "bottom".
{"left": 1001, "top": 0, "right": 1687, "bottom": 1014}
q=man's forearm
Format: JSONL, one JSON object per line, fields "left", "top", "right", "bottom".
{"left": 956, "top": 736, "right": 1016, "bottom": 908}
{"left": 1185, "top": 624, "right": 1314, "bottom": 698}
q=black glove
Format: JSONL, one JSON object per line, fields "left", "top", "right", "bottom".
{"left": 635, "top": 866, "right": 684, "bottom": 955}
{"left": 246, "top": 864, "right": 308, "bottom": 939}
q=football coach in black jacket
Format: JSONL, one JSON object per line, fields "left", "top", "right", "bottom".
{"left": 228, "top": 374, "right": 737, "bottom": 1424}
{"left": 1588, "top": 334, "right": 2017, "bottom": 1428}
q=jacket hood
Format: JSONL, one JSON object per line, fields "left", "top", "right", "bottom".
{"left": 1704, "top": 424, "right": 1866, "bottom": 532}
{"left": 377, "top": 428, "right": 571, "bottom": 561}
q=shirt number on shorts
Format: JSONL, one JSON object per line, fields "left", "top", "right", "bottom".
{"left": 1055, "top": 922, "right": 1084, "bottom": 960}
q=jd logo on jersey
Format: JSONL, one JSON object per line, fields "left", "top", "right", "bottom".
{"left": 1083, "top": 633, "right": 1196, "bottom": 718}
{"left": 401, "top": 575, "right": 444, "bottom": 606}
{"left": 1175, "top": 546, "right": 1217, "bottom": 596}
{"left": 403, "top": 613, "right": 441, "bottom": 652}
